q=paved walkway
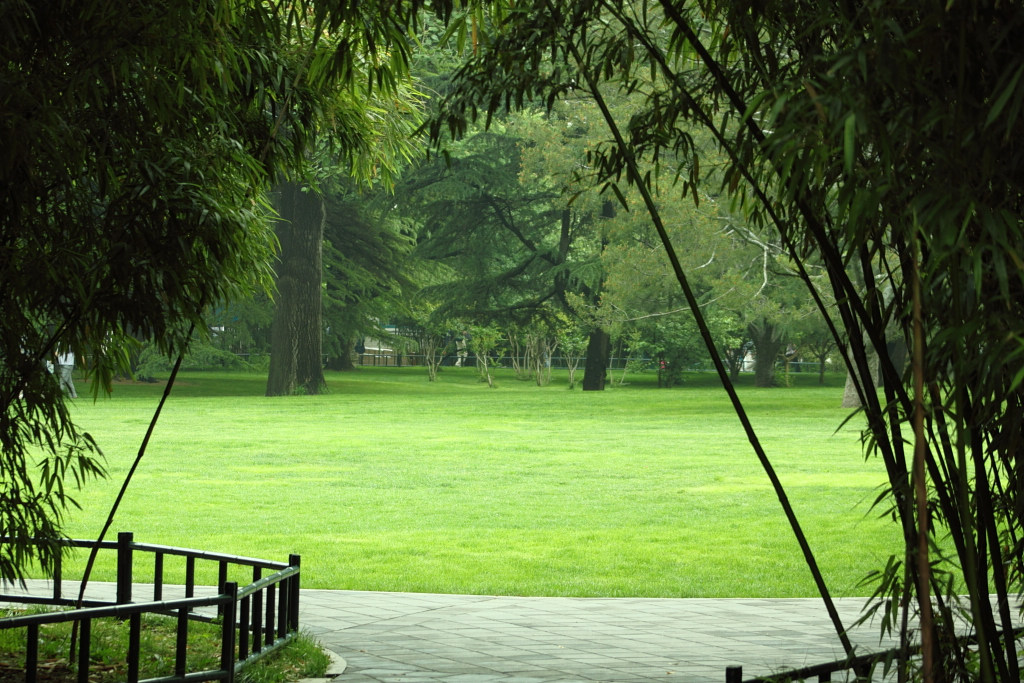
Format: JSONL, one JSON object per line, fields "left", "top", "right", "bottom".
{"left": 300, "top": 591, "right": 897, "bottom": 682}
{"left": 0, "top": 581, "right": 923, "bottom": 682}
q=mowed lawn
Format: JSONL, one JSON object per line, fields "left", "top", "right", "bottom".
{"left": 51, "top": 366, "right": 900, "bottom": 598}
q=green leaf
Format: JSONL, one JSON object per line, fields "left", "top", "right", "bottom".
{"left": 843, "top": 112, "right": 856, "bottom": 174}
{"left": 985, "top": 62, "right": 1024, "bottom": 130}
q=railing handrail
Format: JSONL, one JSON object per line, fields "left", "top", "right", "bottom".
{"left": 0, "top": 535, "right": 288, "bottom": 571}
{"left": 0, "top": 593, "right": 232, "bottom": 629}
{"left": 237, "top": 566, "right": 299, "bottom": 600}
{"left": 726, "top": 624, "right": 1024, "bottom": 681}
{"left": 725, "top": 647, "right": 897, "bottom": 682}
{"left": 0, "top": 532, "right": 302, "bottom": 683}
{"left": 129, "top": 541, "right": 288, "bottom": 571}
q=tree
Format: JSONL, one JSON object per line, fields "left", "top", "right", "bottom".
{"left": 409, "top": 98, "right": 681, "bottom": 389}
{"left": 403, "top": 116, "right": 614, "bottom": 387}
{"left": 515, "top": 103, "right": 621, "bottom": 390}
{"left": 0, "top": 0, "right": 448, "bottom": 581}
{"left": 206, "top": 295, "right": 275, "bottom": 360}
{"left": 556, "top": 320, "right": 588, "bottom": 389}
{"left": 395, "top": 303, "right": 453, "bottom": 381}
{"left": 266, "top": 182, "right": 327, "bottom": 395}
{"left": 790, "top": 313, "right": 838, "bottom": 386}
{"left": 715, "top": 211, "right": 826, "bottom": 388}
{"left": 433, "top": 0, "right": 1024, "bottom": 678}
{"left": 595, "top": 185, "right": 757, "bottom": 385}
{"left": 321, "top": 186, "right": 418, "bottom": 371}
{"left": 404, "top": 126, "right": 562, "bottom": 319}
{"left": 265, "top": 25, "right": 428, "bottom": 395}
{"left": 0, "top": 0, "right": 278, "bottom": 581}
{"left": 266, "top": 167, "right": 420, "bottom": 391}
{"left": 469, "top": 323, "right": 502, "bottom": 387}
{"left": 594, "top": 163, "right": 817, "bottom": 388}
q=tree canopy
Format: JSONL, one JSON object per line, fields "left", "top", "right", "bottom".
{"left": 0, "top": 0, "right": 447, "bottom": 580}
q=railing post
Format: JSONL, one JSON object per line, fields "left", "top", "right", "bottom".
{"left": 239, "top": 594, "right": 251, "bottom": 661}
{"left": 265, "top": 583, "right": 276, "bottom": 646}
{"left": 218, "top": 560, "right": 228, "bottom": 620}
{"left": 277, "top": 583, "right": 288, "bottom": 640}
{"left": 251, "top": 567, "right": 263, "bottom": 652}
{"left": 128, "top": 613, "right": 141, "bottom": 683}
{"left": 175, "top": 608, "right": 188, "bottom": 678}
{"left": 252, "top": 589, "right": 263, "bottom": 653}
{"left": 77, "top": 618, "right": 92, "bottom": 683}
{"left": 153, "top": 552, "right": 163, "bottom": 601}
{"left": 185, "top": 556, "right": 196, "bottom": 598}
{"left": 726, "top": 665, "right": 742, "bottom": 683}
{"left": 221, "top": 582, "right": 238, "bottom": 683}
{"left": 116, "top": 532, "right": 133, "bottom": 604}
{"left": 53, "top": 551, "right": 62, "bottom": 602}
{"left": 288, "top": 554, "right": 301, "bottom": 632}
{"left": 26, "top": 623, "right": 38, "bottom": 683}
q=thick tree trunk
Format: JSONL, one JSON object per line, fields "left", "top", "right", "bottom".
{"left": 326, "top": 339, "right": 356, "bottom": 371}
{"left": 749, "top": 321, "right": 783, "bottom": 388}
{"left": 582, "top": 328, "right": 609, "bottom": 391}
{"left": 266, "top": 182, "right": 326, "bottom": 396}
{"left": 841, "top": 369, "right": 862, "bottom": 408}
{"left": 725, "top": 345, "right": 744, "bottom": 382}
{"left": 841, "top": 345, "right": 881, "bottom": 408}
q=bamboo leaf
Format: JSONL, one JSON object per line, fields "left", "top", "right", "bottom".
{"left": 843, "top": 112, "right": 856, "bottom": 174}
{"left": 985, "top": 62, "right": 1024, "bottom": 129}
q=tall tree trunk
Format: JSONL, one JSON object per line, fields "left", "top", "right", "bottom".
{"left": 749, "top": 320, "right": 783, "bottom": 388}
{"left": 841, "top": 344, "right": 881, "bottom": 408}
{"left": 582, "top": 327, "right": 609, "bottom": 391}
{"left": 266, "top": 182, "right": 326, "bottom": 396}
{"left": 578, "top": 202, "right": 615, "bottom": 392}
{"left": 326, "top": 338, "right": 356, "bottom": 371}
{"left": 725, "top": 345, "right": 744, "bottom": 382}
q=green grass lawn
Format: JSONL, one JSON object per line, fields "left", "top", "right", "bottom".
{"left": 44, "top": 365, "right": 900, "bottom": 598}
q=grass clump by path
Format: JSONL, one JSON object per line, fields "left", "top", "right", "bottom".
{"left": 0, "top": 609, "right": 329, "bottom": 683}
{"left": 47, "top": 366, "right": 900, "bottom": 598}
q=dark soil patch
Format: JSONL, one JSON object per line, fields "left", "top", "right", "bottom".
{"left": 0, "top": 657, "right": 122, "bottom": 683}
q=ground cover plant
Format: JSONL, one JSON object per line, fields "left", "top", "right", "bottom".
{"left": 0, "top": 609, "right": 329, "bottom": 683}
{"left": 43, "top": 366, "right": 898, "bottom": 598}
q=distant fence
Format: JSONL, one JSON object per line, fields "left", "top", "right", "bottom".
{"left": 226, "top": 351, "right": 829, "bottom": 375}
{"left": 0, "top": 532, "right": 300, "bottom": 683}
{"left": 355, "top": 353, "right": 829, "bottom": 374}
{"left": 357, "top": 353, "right": 650, "bottom": 369}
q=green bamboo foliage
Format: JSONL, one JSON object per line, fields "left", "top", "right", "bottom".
{"left": 434, "top": 0, "right": 1024, "bottom": 679}
{"left": 1, "top": 0, "right": 454, "bottom": 581}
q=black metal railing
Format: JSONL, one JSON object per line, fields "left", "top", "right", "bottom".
{"left": 725, "top": 627, "right": 1024, "bottom": 682}
{"left": 0, "top": 532, "right": 301, "bottom": 683}
{"left": 726, "top": 649, "right": 891, "bottom": 682}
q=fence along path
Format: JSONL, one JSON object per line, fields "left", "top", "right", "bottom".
{"left": 0, "top": 532, "right": 301, "bottom": 683}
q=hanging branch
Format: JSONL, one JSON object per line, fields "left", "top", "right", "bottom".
{"left": 598, "top": 0, "right": 931, "bottom": 655}
{"left": 561, "top": 35, "right": 855, "bottom": 658}
{"left": 911, "top": 228, "right": 934, "bottom": 680}
{"left": 69, "top": 325, "right": 194, "bottom": 658}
